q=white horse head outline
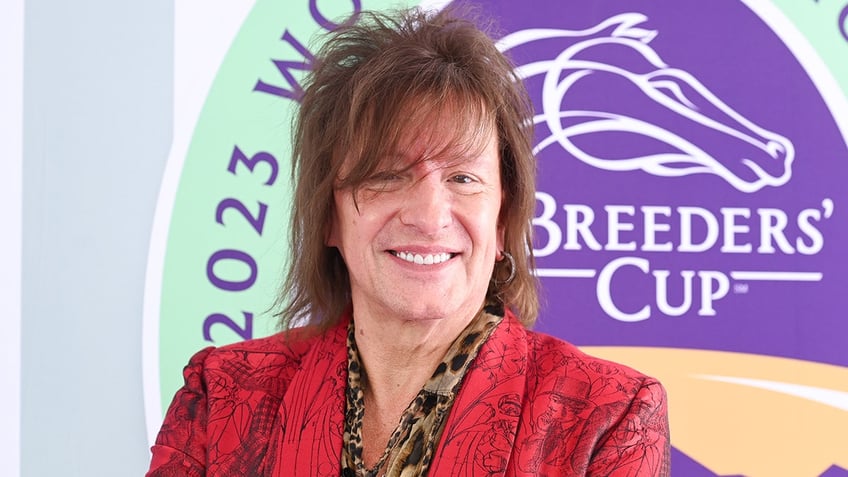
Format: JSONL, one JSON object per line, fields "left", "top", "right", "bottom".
{"left": 498, "top": 13, "right": 795, "bottom": 193}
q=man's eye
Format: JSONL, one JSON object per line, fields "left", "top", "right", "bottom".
{"left": 364, "top": 172, "right": 399, "bottom": 186}
{"left": 451, "top": 174, "right": 474, "bottom": 184}
{"left": 371, "top": 171, "right": 401, "bottom": 182}
{"left": 362, "top": 171, "right": 403, "bottom": 193}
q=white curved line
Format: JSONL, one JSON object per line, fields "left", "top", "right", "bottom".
{"left": 496, "top": 13, "right": 653, "bottom": 51}
{"left": 697, "top": 375, "right": 848, "bottom": 412}
{"left": 418, "top": 0, "right": 452, "bottom": 12}
{"left": 535, "top": 111, "right": 782, "bottom": 193}
{"left": 740, "top": 0, "right": 848, "bottom": 151}
{"left": 644, "top": 68, "right": 795, "bottom": 171}
{"left": 547, "top": 62, "right": 794, "bottom": 188}
{"left": 143, "top": 0, "right": 256, "bottom": 448}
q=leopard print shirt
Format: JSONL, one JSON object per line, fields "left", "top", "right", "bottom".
{"left": 341, "top": 303, "right": 504, "bottom": 477}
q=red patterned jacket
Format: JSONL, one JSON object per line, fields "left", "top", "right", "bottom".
{"left": 147, "top": 311, "right": 670, "bottom": 476}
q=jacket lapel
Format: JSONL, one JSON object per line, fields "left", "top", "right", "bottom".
{"left": 428, "top": 312, "right": 528, "bottom": 476}
{"left": 272, "top": 319, "right": 349, "bottom": 477}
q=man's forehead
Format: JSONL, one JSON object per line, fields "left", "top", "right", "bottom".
{"left": 337, "top": 98, "right": 498, "bottom": 180}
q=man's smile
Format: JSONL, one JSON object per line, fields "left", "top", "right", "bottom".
{"left": 389, "top": 250, "right": 456, "bottom": 265}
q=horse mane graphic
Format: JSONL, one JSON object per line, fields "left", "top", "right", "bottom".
{"left": 497, "top": 13, "right": 795, "bottom": 193}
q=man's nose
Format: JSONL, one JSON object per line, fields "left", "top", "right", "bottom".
{"left": 398, "top": 177, "right": 452, "bottom": 235}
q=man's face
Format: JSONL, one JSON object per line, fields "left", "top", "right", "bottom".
{"left": 328, "top": 125, "right": 503, "bottom": 325}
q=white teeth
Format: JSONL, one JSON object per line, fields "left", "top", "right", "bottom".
{"left": 395, "top": 251, "right": 451, "bottom": 265}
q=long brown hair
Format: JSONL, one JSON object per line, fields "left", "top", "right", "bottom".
{"left": 277, "top": 6, "right": 539, "bottom": 329}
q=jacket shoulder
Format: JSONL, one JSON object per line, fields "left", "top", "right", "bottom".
{"left": 524, "top": 329, "right": 662, "bottom": 405}
{"left": 195, "top": 325, "right": 327, "bottom": 399}
{"left": 522, "top": 329, "right": 670, "bottom": 474}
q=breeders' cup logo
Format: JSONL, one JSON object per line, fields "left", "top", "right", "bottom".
{"left": 497, "top": 10, "right": 839, "bottom": 322}
{"left": 501, "top": 13, "right": 794, "bottom": 193}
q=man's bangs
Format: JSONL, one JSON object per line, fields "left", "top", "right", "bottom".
{"left": 337, "top": 83, "right": 495, "bottom": 189}
{"left": 361, "top": 94, "right": 494, "bottom": 179}
{"left": 402, "top": 95, "right": 495, "bottom": 166}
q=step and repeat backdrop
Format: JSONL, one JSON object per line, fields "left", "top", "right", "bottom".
{"left": 143, "top": 1, "right": 848, "bottom": 475}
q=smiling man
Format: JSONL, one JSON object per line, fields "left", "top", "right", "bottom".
{"left": 147, "top": 7, "right": 670, "bottom": 476}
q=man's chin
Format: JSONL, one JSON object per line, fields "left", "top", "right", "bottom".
{"left": 391, "top": 300, "right": 479, "bottom": 324}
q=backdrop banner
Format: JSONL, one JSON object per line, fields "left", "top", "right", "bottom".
{"left": 144, "top": 1, "right": 848, "bottom": 475}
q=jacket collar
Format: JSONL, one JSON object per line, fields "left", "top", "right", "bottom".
{"left": 272, "top": 311, "right": 528, "bottom": 477}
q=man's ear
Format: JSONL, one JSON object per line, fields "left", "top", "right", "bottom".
{"left": 326, "top": 206, "right": 339, "bottom": 247}
{"left": 496, "top": 224, "right": 505, "bottom": 255}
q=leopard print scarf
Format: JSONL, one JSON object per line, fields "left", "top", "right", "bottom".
{"left": 341, "top": 303, "right": 504, "bottom": 477}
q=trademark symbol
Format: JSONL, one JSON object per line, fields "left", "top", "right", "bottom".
{"left": 733, "top": 283, "right": 749, "bottom": 294}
